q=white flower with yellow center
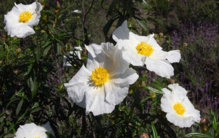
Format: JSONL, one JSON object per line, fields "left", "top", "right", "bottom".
{"left": 112, "top": 20, "right": 181, "bottom": 78}
{"left": 4, "top": 1, "right": 42, "bottom": 38}
{"left": 14, "top": 122, "right": 53, "bottom": 138}
{"left": 64, "top": 43, "right": 139, "bottom": 116}
{"left": 161, "top": 83, "right": 201, "bottom": 128}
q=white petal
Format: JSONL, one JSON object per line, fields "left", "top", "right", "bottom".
{"left": 129, "top": 32, "right": 152, "bottom": 45}
{"left": 27, "top": 2, "right": 42, "bottom": 26}
{"left": 85, "top": 43, "right": 102, "bottom": 58}
{"left": 85, "top": 87, "right": 115, "bottom": 116}
{"left": 74, "top": 46, "right": 83, "bottom": 51}
{"left": 104, "top": 81, "right": 129, "bottom": 105}
{"left": 168, "top": 83, "right": 188, "bottom": 97}
{"left": 123, "top": 50, "right": 145, "bottom": 66}
{"left": 73, "top": 10, "right": 81, "bottom": 13}
{"left": 15, "top": 1, "right": 38, "bottom": 14}
{"left": 149, "top": 50, "right": 168, "bottom": 60}
{"left": 8, "top": 24, "right": 35, "bottom": 38}
{"left": 64, "top": 65, "right": 91, "bottom": 108}
{"left": 86, "top": 58, "right": 100, "bottom": 72}
{"left": 166, "top": 50, "right": 181, "bottom": 63}
{"left": 161, "top": 97, "right": 173, "bottom": 113}
{"left": 150, "top": 50, "right": 181, "bottom": 63}
{"left": 146, "top": 34, "right": 162, "bottom": 50}
{"left": 95, "top": 43, "right": 130, "bottom": 75}
{"left": 112, "top": 20, "right": 130, "bottom": 42}
{"left": 145, "top": 58, "right": 174, "bottom": 78}
{"left": 166, "top": 113, "right": 194, "bottom": 128}
{"left": 112, "top": 68, "right": 139, "bottom": 85}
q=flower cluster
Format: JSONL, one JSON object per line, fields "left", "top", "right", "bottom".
{"left": 64, "top": 21, "right": 200, "bottom": 128}
{"left": 3, "top": 1, "right": 201, "bottom": 136}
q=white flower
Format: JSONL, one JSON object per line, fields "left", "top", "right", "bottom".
{"left": 112, "top": 20, "right": 181, "bottom": 78}
{"left": 63, "top": 46, "right": 83, "bottom": 67}
{"left": 73, "top": 10, "right": 81, "bottom": 13}
{"left": 160, "top": 83, "right": 201, "bottom": 128}
{"left": 64, "top": 43, "right": 139, "bottom": 116}
{"left": 4, "top": 1, "right": 42, "bottom": 38}
{"left": 14, "top": 122, "right": 53, "bottom": 138}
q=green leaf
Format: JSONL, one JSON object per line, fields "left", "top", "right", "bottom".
{"left": 27, "top": 77, "right": 38, "bottom": 98}
{"left": 43, "top": 45, "right": 52, "bottom": 57}
{"left": 24, "top": 63, "right": 33, "bottom": 76}
{"left": 57, "top": 43, "right": 62, "bottom": 55}
{"left": 135, "top": 18, "right": 148, "bottom": 33}
{"left": 184, "top": 132, "right": 212, "bottom": 138}
{"left": 151, "top": 123, "right": 159, "bottom": 138}
{"left": 142, "top": 0, "right": 150, "bottom": 11}
{"left": 16, "top": 99, "right": 24, "bottom": 116}
{"left": 145, "top": 86, "right": 163, "bottom": 94}
{"left": 211, "top": 110, "right": 218, "bottom": 132}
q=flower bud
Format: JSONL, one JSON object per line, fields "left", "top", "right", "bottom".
{"left": 140, "top": 133, "right": 149, "bottom": 138}
{"left": 16, "top": 48, "right": 21, "bottom": 53}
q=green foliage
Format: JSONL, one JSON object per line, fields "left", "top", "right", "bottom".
{"left": 0, "top": 0, "right": 218, "bottom": 137}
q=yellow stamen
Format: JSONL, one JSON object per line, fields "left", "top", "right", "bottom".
{"left": 19, "top": 11, "right": 32, "bottom": 23}
{"left": 90, "top": 67, "right": 109, "bottom": 86}
{"left": 136, "top": 42, "right": 154, "bottom": 57}
{"left": 173, "top": 103, "right": 185, "bottom": 115}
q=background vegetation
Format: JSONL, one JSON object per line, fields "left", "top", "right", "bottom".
{"left": 0, "top": 0, "right": 218, "bottom": 137}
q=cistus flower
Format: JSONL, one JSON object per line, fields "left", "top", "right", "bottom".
{"left": 64, "top": 43, "right": 139, "bottom": 116}
{"left": 4, "top": 1, "right": 42, "bottom": 38}
{"left": 113, "top": 20, "right": 181, "bottom": 78}
{"left": 14, "top": 122, "right": 53, "bottom": 138}
{"left": 161, "top": 83, "right": 201, "bottom": 128}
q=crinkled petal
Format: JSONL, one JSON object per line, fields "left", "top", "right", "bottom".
{"left": 85, "top": 86, "right": 115, "bottom": 116}
{"left": 96, "top": 44, "right": 130, "bottom": 75}
{"left": 7, "top": 24, "right": 35, "bottom": 38}
{"left": 27, "top": 2, "right": 42, "bottom": 27}
{"left": 85, "top": 43, "right": 102, "bottom": 59}
{"left": 123, "top": 50, "right": 145, "bottom": 66}
{"left": 112, "top": 20, "right": 130, "bottom": 42}
{"left": 149, "top": 50, "right": 168, "bottom": 60}
{"left": 146, "top": 34, "right": 162, "bottom": 50}
{"left": 112, "top": 68, "right": 139, "bottom": 85}
{"left": 129, "top": 32, "right": 151, "bottom": 43}
{"left": 150, "top": 50, "right": 181, "bottom": 63}
{"left": 166, "top": 50, "right": 181, "bottom": 63}
{"left": 168, "top": 83, "right": 188, "bottom": 97}
{"left": 104, "top": 81, "right": 129, "bottom": 105}
{"left": 15, "top": 1, "right": 38, "bottom": 14}
{"left": 145, "top": 58, "right": 174, "bottom": 78}
{"left": 64, "top": 65, "right": 91, "bottom": 108}
{"left": 166, "top": 113, "right": 195, "bottom": 128}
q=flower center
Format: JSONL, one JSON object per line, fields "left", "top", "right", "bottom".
{"left": 19, "top": 11, "right": 32, "bottom": 23}
{"left": 173, "top": 103, "right": 185, "bottom": 115}
{"left": 136, "top": 42, "right": 154, "bottom": 57}
{"left": 91, "top": 67, "right": 109, "bottom": 86}
{"left": 34, "top": 137, "right": 40, "bottom": 138}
